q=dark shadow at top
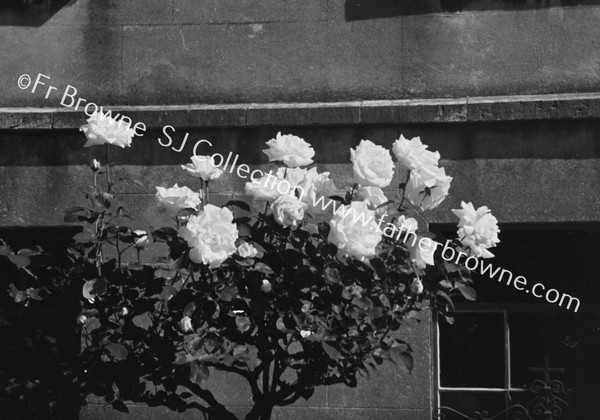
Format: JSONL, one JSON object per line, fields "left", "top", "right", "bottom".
{"left": 345, "top": 0, "right": 600, "bottom": 19}
{"left": 0, "top": 0, "right": 75, "bottom": 26}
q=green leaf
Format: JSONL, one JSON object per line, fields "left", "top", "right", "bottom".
{"left": 0, "top": 245, "right": 11, "bottom": 256}
{"left": 17, "top": 248, "right": 40, "bottom": 256}
{"left": 236, "top": 316, "right": 251, "bottom": 333}
{"left": 151, "top": 227, "right": 178, "bottom": 243}
{"left": 457, "top": 285, "right": 477, "bottom": 301}
{"left": 8, "top": 253, "right": 30, "bottom": 268}
{"left": 375, "top": 199, "right": 395, "bottom": 210}
{"left": 189, "top": 362, "right": 210, "bottom": 385}
{"left": 8, "top": 284, "right": 26, "bottom": 303}
{"left": 173, "top": 354, "right": 194, "bottom": 365}
{"left": 219, "top": 286, "right": 238, "bottom": 302}
{"left": 176, "top": 208, "right": 197, "bottom": 217}
{"left": 106, "top": 343, "right": 128, "bottom": 361}
{"left": 117, "top": 177, "right": 144, "bottom": 187}
{"left": 64, "top": 207, "right": 86, "bottom": 222}
{"left": 436, "top": 290, "right": 455, "bottom": 311}
{"left": 322, "top": 342, "right": 341, "bottom": 361}
{"left": 224, "top": 200, "right": 250, "bottom": 212}
{"left": 253, "top": 262, "right": 274, "bottom": 275}
{"left": 82, "top": 278, "right": 106, "bottom": 302}
{"left": 73, "top": 231, "right": 95, "bottom": 244}
{"left": 111, "top": 400, "right": 129, "bottom": 413}
{"left": 328, "top": 195, "right": 346, "bottom": 204}
{"left": 379, "top": 294, "right": 390, "bottom": 309}
{"left": 398, "top": 352, "right": 414, "bottom": 373}
{"left": 132, "top": 313, "right": 152, "bottom": 331}
{"left": 233, "top": 345, "right": 247, "bottom": 357}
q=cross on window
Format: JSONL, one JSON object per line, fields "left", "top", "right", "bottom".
{"left": 528, "top": 356, "right": 565, "bottom": 384}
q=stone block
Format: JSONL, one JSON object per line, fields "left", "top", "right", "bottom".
{"left": 0, "top": 110, "right": 53, "bottom": 129}
{"left": 0, "top": 165, "right": 96, "bottom": 226}
{"left": 0, "top": 25, "right": 122, "bottom": 108}
{"left": 468, "top": 93, "right": 600, "bottom": 122}
{"left": 81, "top": 403, "right": 249, "bottom": 420}
{"left": 122, "top": 24, "right": 270, "bottom": 105}
{"left": 403, "top": 8, "right": 600, "bottom": 99}
{"left": 246, "top": 102, "right": 361, "bottom": 126}
{"left": 327, "top": 327, "right": 431, "bottom": 409}
{"left": 121, "top": 105, "right": 248, "bottom": 129}
{"left": 46, "top": 0, "right": 174, "bottom": 26}
{"left": 361, "top": 99, "right": 468, "bottom": 124}
{"left": 427, "top": 159, "right": 600, "bottom": 224}
{"left": 173, "top": 0, "right": 328, "bottom": 24}
{"left": 268, "top": 20, "right": 403, "bottom": 103}
{"left": 271, "top": 407, "right": 431, "bottom": 420}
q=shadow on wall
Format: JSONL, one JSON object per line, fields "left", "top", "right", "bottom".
{"left": 0, "top": 0, "right": 75, "bottom": 26}
{"left": 345, "top": 0, "right": 600, "bottom": 19}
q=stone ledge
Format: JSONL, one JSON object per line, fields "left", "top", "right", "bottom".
{"left": 1, "top": 93, "right": 600, "bottom": 130}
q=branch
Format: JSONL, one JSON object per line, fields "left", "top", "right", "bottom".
{"left": 183, "top": 380, "right": 238, "bottom": 420}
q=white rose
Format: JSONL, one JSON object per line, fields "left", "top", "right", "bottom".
{"left": 180, "top": 316, "right": 193, "bottom": 333}
{"left": 276, "top": 167, "right": 307, "bottom": 186}
{"left": 237, "top": 242, "right": 258, "bottom": 258}
{"left": 410, "top": 278, "right": 424, "bottom": 294}
{"left": 80, "top": 110, "right": 135, "bottom": 148}
{"left": 263, "top": 132, "right": 315, "bottom": 168}
{"left": 261, "top": 280, "right": 272, "bottom": 293}
{"left": 328, "top": 201, "right": 383, "bottom": 261}
{"left": 350, "top": 140, "right": 395, "bottom": 188}
{"left": 245, "top": 168, "right": 293, "bottom": 202}
{"left": 356, "top": 186, "right": 388, "bottom": 209}
{"left": 452, "top": 201, "right": 500, "bottom": 258}
{"left": 181, "top": 155, "right": 223, "bottom": 180}
{"left": 408, "top": 236, "right": 436, "bottom": 269}
{"left": 300, "top": 330, "right": 313, "bottom": 339}
{"left": 298, "top": 168, "right": 337, "bottom": 215}
{"left": 270, "top": 194, "right": 306, "bottom": 227}
{"left": 179, "top": 204, "right": 239, "bottom": 268}
{"left": 395, "top": 215, "right": 419, "bottom": 233}
{"left": 155, "top": 184, "right": 201, "bottom": 214}
{"left": 133, "top": 230, "right": 148, "bottom": 249}
{"left": 405, "top": 165, "right": 452, "bottom": 211}
{"left": 91, "top": 159, "right": 101, "bottom": 171}
{"left": 392, "top": 135, "right": 440, "bottom": 171}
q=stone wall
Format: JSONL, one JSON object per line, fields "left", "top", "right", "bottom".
{"left": 2, "top": 95, "right": 600, "bottom": 418}
{"left": 2, "top": 1, "right": 600, "bottom": 107}
{"left": 2, "top": 0, "right": 600, "bottom": 419}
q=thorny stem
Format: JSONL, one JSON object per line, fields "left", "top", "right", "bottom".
{"left": 205, "top": 179, "right": 210, "bottom": 205}
{"left": 199, "top": 178, "right": 205, "bottom": 210}
{"left": 104, "top": 144, "right": 113, "bottom": 193}
{"left": 397, "top": 170, "right": 411, "bottom": 211}
{"left": 115, "top": 229, "right": 122, "bottom": 272}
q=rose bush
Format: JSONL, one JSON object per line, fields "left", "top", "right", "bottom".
{"left": 0, "top": 130, "right": 500, "bottom": 420}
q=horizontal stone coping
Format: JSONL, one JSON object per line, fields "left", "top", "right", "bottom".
{"left": 2, "top": 92, "right": 600, "bottom": 130}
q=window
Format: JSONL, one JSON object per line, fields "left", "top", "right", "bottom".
{"left": 433, "top": 224, "right": 600, "bottom": 420}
